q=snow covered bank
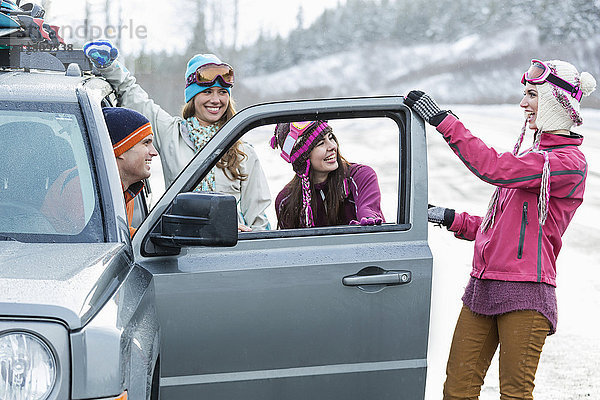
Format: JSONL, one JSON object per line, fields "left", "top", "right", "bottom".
{"left": 239, "top": 28, "right": 600, "bottom": 109}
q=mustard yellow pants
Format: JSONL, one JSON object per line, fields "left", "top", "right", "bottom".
{"left": 443, "top": 305, "right": 551, "bottom": 400}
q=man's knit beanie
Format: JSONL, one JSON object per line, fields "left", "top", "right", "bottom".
{"left": 102, "top": 107, "right": 153, "bottom": 157}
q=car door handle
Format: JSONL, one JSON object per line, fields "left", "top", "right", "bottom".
{"left": 342, "top": 268, "right": 411, "bottom": 286}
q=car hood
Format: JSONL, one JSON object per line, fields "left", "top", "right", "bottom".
{"left": 0, "top": 242, "right": 130, "bottom": 329}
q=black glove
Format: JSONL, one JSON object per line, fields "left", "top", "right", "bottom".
{"left": 404, "top": 90, "right": 451, "bottom": 127}
{"left": 427, "top": 204, "right": 455, "bottom": 228}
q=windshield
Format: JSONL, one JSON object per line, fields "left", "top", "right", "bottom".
{"left": 0, "top": 101, "right": 103, "bottom": 242}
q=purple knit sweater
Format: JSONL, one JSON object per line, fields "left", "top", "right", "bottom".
{"left": 275, "top": 163, "right": 384, "bottom": 228}
{"left": 462, "top": 277, "right": 557, "bottom": 335}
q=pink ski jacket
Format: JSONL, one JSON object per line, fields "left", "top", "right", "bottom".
{"left": 437, "top": 115, "right": 587, "bottom": 286}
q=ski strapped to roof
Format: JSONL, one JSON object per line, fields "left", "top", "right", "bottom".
{"left": 0, "top": 48, "right": 92, "bottom": 72}
{"left": 0, "top": 1, "right": 92, "bottom": 72}
{"left": 0, "top": 0, "right": 65, "bottom": 47}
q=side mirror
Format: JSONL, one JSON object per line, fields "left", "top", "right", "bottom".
{"left": 150, "top": 192, "right": 238, "bottom": 248}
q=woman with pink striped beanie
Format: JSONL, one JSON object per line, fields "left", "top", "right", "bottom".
{"left": 270, "top": 121, "right": 385, "bottom": 229}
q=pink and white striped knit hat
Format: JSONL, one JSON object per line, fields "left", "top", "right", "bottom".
{"left": 270, "top": 121, "right": 332, "bottom": 227}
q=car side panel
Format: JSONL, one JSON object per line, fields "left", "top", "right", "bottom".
{"left": 144, "top": 233, "right": 432, "bottom": 399}
{"left": 162, "top": 368, "right": 425, "bottom": 399}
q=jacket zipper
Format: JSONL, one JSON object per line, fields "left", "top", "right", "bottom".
{"left": 517, "top": 202, "right": 528, "bottom": 259}
{"left": 478, "top": 240, "right": 490, "bottom": 278}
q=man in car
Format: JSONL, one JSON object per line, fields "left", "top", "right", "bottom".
{"left": 102, "top": 107, "right": 158, "bottom": 237}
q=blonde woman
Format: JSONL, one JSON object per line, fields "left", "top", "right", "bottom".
{"left": 85, "top": 41, "right": 270, "bottom": 231}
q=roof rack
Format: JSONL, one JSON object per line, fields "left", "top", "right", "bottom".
{"left": 0, "top": 47, "right": 91, "bottom": 72}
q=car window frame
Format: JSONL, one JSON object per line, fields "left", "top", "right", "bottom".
{"left": 135, "top": 96, "right": 415, "bottom": 257}
{"left": 77, "top": 87, "right": 130, "bottom": 243}
{"left": 238, "top": 111, "right": 411, "bottom": 239}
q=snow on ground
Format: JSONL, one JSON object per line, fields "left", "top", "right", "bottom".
{"left": 149, "top": 103, "right": 600, "bottom": 399}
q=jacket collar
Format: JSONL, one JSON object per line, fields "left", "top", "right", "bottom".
{"left": 123, "top": 181, "right": 144, "bottom": 204}
{"left": 539, "top": 132, "right": 583, "bottom": 149}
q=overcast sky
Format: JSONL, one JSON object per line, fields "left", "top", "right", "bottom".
{"left": 45, "top": 0, "right": 345, "bottom": 54}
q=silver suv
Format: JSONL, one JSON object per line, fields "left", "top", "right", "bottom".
{"left": 0, "top": 50, "right": 432, "bottom": 400}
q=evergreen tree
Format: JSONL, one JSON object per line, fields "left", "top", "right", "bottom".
{"left": 219, "top": 0, "right": 600, "bottom": 77}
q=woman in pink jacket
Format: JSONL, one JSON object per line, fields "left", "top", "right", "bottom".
{"left": 404, "top": 60, "right": 596, "bottom": 399}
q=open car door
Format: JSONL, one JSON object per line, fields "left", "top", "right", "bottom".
{"left": 133, "top": 96, "right": 433, "bottom": 399}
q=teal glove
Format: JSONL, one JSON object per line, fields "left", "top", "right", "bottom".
{"left": 84, "top": 40, "right": 119, "bottom": 69}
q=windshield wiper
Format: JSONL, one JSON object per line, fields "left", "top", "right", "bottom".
{"left": 0, "top": 235, "right": 18, "bottom": 241}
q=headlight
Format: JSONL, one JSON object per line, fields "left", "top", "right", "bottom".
{"left": 0, "top": 331, "right": 57, "bottom": 400}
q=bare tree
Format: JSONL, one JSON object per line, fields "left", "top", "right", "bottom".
{"left": 115, "top": 0, "right": 122, "bottom": 50}
{"left": 84, "top": 0, "right": 91, "bottom": 42}
{"left": 188, "top": 0, "right": 207, "bottom": 54}
{"left": 105, "top": 0, "right": 111, "bottom": 31}
{"left": 208, "top": 0, "right": 224, "bottom": 49}
{"left": 233, "top": 0, "right": 239, "bottom": 50}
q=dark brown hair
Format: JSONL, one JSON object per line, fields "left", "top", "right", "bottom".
{"left": 277, "top": 140, "right": 350, "bottom": 229}
{"left": 182, "top": 96, "right": 247, "bottom": 181}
